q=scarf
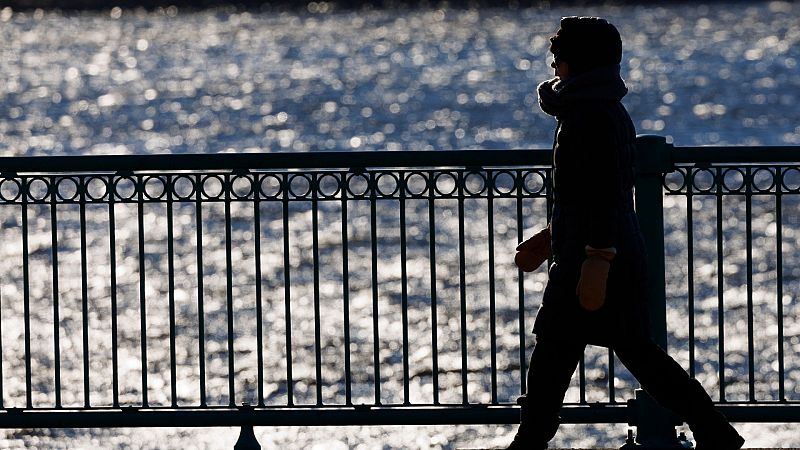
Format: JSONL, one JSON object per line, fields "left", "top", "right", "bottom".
{"left": 537, "top": 64, "right": 628, "bottom": 117}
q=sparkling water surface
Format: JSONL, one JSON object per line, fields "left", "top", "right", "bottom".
{"left": 1, "top": 1, "right": 800, "bottom": 448}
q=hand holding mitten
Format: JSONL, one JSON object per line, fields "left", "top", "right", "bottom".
{"left": 514, "top": 226, "right": 551, "bottom": 272}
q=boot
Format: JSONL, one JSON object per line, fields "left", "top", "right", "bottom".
{"left": 682, "top": 380, "right": 745, "bottom": 450}
{"left": 689, "top": 409, "right": 744, "bottom": 450}
{"left": 494, "top": 396, "right": 554, "bottom": 450}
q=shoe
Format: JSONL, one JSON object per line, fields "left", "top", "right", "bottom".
{"left": 690, "top": 410, "right": 745, "bottom": 450}
{"left": 489, "top": 396, "right": 551, "bottom": 450}
{"left": 679, "top": 379, "right": 744, "bottom": 450}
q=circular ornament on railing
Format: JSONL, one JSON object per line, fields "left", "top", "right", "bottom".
{"left": 288, "top": 173, "right": 312, "bottom": 198}
{"left": 721, "top": 168, "right": 746, "bottom": 193}
{"left": 113, "top": 176, "right": 137, "bottom": 201}
{"left": 663, "top": 169, "right": 687, "bottom": 193}
{"left": 522, "top": 170, "right": 546, "bottom": 195}
{"left": 464, "top": 171, "right": 487, "bottom": 196}
{"left": 231, "top": 175, "right": 254, "bottom": 199}
{"left": 690, "top": 168, "right": 716, "bottom": 193}
{"left": 492, "top": 170, "right": 517, "bottom": 195}
{"left": 260, "top": 174, "right": 283, "bottom": 199}
{"left": 316, "top": 173, "right": 341, "bottom": 199}
{"left": 26, "top": 177, "right": 50, "bottom": 202}
{"left": 376, "top": 173, "right": 399, "bottom": 197}
{"left": 0, "top": 178, "right": 21, "bottom": 202}
{"left": 172, "top": 175, "right": 196, "bottom": 200}
{"left": 201, "top": 175, "right": 224, "bottom": 199}
{"left": 346, "top": 173, "right": 370, "bottom": 198}
{"left": 56, "top": 177, "right": 79, "bottom": 201}
{"left": 751, "top": 167, "right": 776, "bottom": 193}
{"left": 85, "top": 176, "right": 109, "bottom": 201}
{"left": 143, "top": 176, "right": 167, "bottom": 200}
{"left": 404, "top": 172, "right": 428, "bottom": 197}
{"left": 433, "top": 172, "right": 457, "bottom": 196}
{"left": 780, "top": 167, "right": 800, "bottom": 192}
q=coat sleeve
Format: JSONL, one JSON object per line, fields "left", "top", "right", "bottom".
{"left": 559, "top": 110, "right": 621, "bottom": 249}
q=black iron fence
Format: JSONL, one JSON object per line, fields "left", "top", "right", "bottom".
{"left": 0, "top": 136, "right": 798, "bottom": 446}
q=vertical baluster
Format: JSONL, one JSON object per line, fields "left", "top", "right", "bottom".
{"left": 167, "top": 176, "right": 178, "bottom": 407}
{"left": 79, "top": 177, "right": 90, "bottom": 408}
{"left": 341, "top": 172, "right": 352, "bottom": 406}
{"left": 745, "top": 167, "right": 755, "bottom": 401}
{"left": 21, "top": 178, "right": 32, "bottom": 409}
{"left": 370, "top": 172, "right": 381, "bottom": 405}
{"left": 224, "top": 174, "right": 235, "bottom": 407}
{"left": 428, "top": 171, "right": 439, "bottom": 405}
{"left": 50, "top": 177, "right": 62, "bottom": 408}
{"left": 775, "top": 167, "right": 785, "bottom": 401}
{"left": 715, "top": 167, "right": 726, "bottom": 401}
{"left": 516, "top": 171, "right": 527, "bottom": 396}
{"left": 108, "top": 176, "right": 119, "bottom": 408}
{"left": 311, "top": 174, "right": 323, "bottom": 406}
{"left": 399, "top": 172, "right": 410, "bottom": 405}
{"left": 138, "top": 175, "right": 149, "bottom": 407}
{"left": 195, "top": 174, "right": 207, "bottom": 407}
{"left": 486, "top": 170, "right": 498, "bottom": 405}
{"left": 253, "top": 176, "right": 264, "bottom": 407}
{"left": 608, "top": 348, "right": 615, "bottom": 403}
{"left": 457, "top": 171, "right": 469, "bottom": 405}
{"left": 687, "top": 182, "right": 696, "bottom": 378}
{"left": 579, "top": 355, "right": 586, "bottom": 404}
{"left": 282, "top": 173, "right": 294, "bottom": 406}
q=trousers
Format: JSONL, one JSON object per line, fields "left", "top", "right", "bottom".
{"left": 519, "top": 334, "right": 714, "bottom": 443}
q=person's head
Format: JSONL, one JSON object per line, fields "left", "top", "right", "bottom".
{"left": 549, "top": 16, "right": 622, "bottom": 78}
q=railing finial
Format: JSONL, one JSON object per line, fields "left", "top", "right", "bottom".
{"left": 635, "top": 134, "right": 675, "bottom": 175}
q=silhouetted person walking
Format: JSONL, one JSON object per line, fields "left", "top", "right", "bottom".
{"left": 507, "top": 17, "right": 744, "bottom": 450}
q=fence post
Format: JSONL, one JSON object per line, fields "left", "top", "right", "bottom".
{"left": 634, "top": 135, "right": 672, "bottom": 349}
{"left": 630, "top": 135, "right": 690, "bottom": 448}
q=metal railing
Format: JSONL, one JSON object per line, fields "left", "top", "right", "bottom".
{"left": 658, "top": 139, "right": 800, "bottom": 413}
{"left": 0, "top": 136, "right": 798, "bottom": 447}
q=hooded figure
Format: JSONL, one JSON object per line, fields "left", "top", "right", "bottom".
{"left": 502, "top": 17, "right": 744, "bottom": 450}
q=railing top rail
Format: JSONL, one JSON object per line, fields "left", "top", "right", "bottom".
{"left": 0, "top": 149, "right": 552, "bottom": 174}
{"left": 671, "top": 145, "right": 800, "bottom": 165}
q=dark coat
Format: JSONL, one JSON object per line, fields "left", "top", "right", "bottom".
{"left": 533, "top": 65, "right": 649, "bottom": 346}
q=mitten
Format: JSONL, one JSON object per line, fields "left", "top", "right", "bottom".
{"left": 576, "top": 246, "right": 616, "bottom": 311}
{"left": 514, "top": 226, "right": 551, "bottom": 272}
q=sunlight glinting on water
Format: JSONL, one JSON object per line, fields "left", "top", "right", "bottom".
{"left": 1, "top": 2, "right": 800, "bottom": 448}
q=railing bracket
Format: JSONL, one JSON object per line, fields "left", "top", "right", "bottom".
{"left": 233, "top": 425, "right": 261, "bottom": 450}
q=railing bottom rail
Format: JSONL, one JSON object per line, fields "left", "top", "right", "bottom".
{"left": 1, "top": 403, "right": 797, "bottom": 429}
{"left": 0, "top": 405, "right": 629, "bottom": 428}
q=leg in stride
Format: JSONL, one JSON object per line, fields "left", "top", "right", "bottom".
{"left": 502, "top": 336, "right": 585, "bottom": 450}
{"left": 613, "top": 337, "right": 744, "bottom": 450}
